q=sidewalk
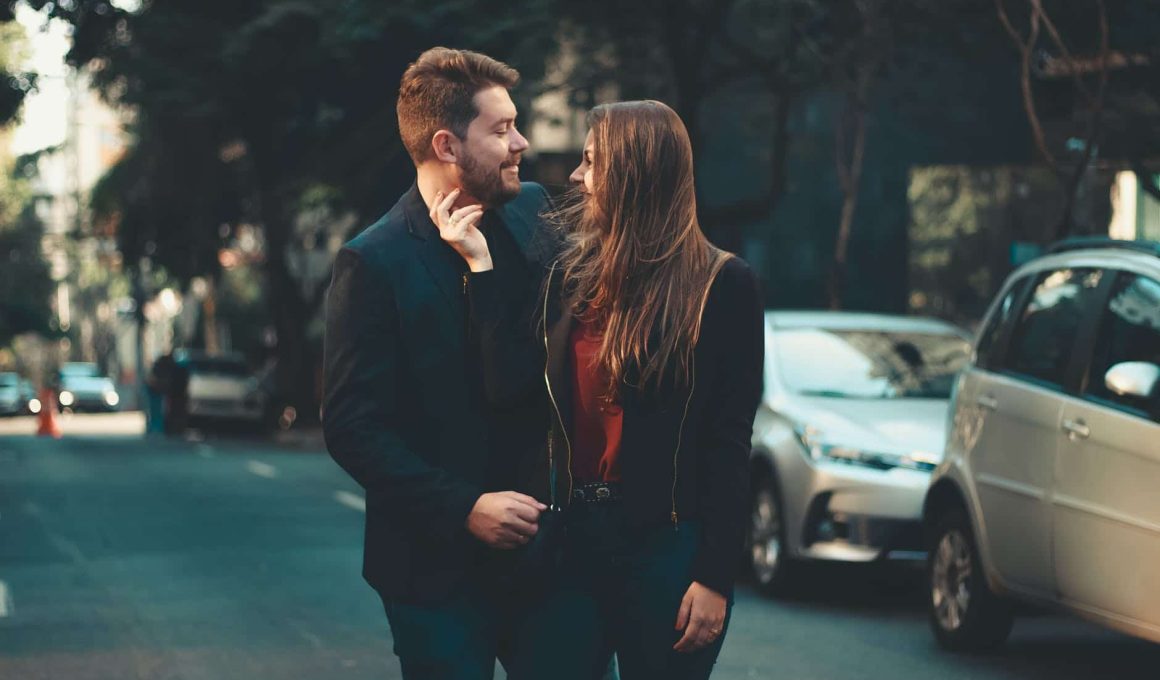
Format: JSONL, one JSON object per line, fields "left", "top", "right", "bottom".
{"left": 0, "top": 412, "right": 146, "bottom": 437}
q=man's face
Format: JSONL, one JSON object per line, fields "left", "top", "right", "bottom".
{"left": 456, "top": 86, "right": 529, "bottom": 206}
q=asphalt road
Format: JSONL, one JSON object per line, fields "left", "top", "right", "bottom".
{"left": 1, "top": 421, "right": 1157, "bottom": 679}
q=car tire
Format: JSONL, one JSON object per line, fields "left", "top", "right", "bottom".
{"left": 748, "top": 470, "right": 797, "bottom": 596}
{"left": 928, "top": 509, "right": 1014, "bottom": 652}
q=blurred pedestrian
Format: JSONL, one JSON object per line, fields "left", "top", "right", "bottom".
{"left": 322, "top": 47, "right": 563, "bottom": 679}
{"left": 444, "top": 101, "right": 764, "bottom": 679}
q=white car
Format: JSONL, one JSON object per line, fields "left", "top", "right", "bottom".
{"left": 0, "top": 373, "right": 36, "bottom": 416}
{"left": 747, "top": 312, "right": 972, "bottom": 593}
{"left": 924, "top": 238, "right": 1160, "bottom": 651}
{"left": 175, "top": 351, "right": 267, "bottom": 428}
{"left": 58, "top": 363, "right": 120, "bottom": 412}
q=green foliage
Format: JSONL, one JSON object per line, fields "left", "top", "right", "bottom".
{"left": 0, "top": 202, "right": 55, "bottom": 347}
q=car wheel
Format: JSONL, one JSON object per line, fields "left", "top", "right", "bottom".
{"left": 749, "top": 473, "right": 797, "bottom": 596}
{"left": 928, "top": 509, "right": 1014, "bottom": 652}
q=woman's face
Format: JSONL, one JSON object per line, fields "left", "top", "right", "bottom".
{"left": 568, "top": 129, "right": 595, "bottom": 195}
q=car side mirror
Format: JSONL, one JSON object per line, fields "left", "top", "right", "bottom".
{"left": 1104, "top": 362, "right": 1160, "bottom": 399}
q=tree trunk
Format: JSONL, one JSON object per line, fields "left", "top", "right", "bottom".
{"left": 830, "top": 91, "right": 869, "bottom": 311}
{"left": 260, "top": 191, "right": 319, "bottom": 425}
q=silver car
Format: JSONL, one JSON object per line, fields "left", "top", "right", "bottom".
{"left": 924, "top": 238, "right": 1160, "bottom": 651}
{"left": 747, "top": 312, "right": 972, "bottom": 594}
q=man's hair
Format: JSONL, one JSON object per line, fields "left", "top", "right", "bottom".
{"left": 396, "top": 47, "right": 520, "bottom": 165}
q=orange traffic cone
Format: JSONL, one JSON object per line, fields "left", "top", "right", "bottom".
{"left": 36, "top": 388, "right": 61, "bottom": 439}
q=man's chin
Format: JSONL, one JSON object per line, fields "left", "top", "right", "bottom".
{"left": 495, "top": 180, "right": 522, "bottom": 204}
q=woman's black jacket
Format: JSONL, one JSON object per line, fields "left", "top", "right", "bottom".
{"left": 466, "top": 255, "right": 764, "bottom": 597}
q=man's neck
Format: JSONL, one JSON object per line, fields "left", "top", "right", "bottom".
{"left": 416, "top": 166, "right": 486, "bottom": 212}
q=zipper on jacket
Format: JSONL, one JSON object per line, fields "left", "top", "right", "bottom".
{"left": 671, "top": 354, "right": 695, "bottom": 528}
{"left": 462, "top": 272, "right": 468, "bottom": 295}
{"left": 541, "top": 263, "right": 573, "bottom": 507}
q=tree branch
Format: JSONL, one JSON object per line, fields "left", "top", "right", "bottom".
{"left": 996, "top": 0, "right": 1056, "bottom": 167}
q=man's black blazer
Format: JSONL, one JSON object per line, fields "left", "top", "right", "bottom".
{"left": 322, "top": 182, "right": 555, "bottom": 603}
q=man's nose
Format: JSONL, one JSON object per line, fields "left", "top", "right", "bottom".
{"left": 510, "top": 128, "right": 529, "bottom": 153}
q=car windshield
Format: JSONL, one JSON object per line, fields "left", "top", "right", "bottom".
{"left": 60, "top": 363, "right": 100, "bottom": 377}
{"left": 774, "top": 328, "right": 971, "bottom": 399}
{"left": 0, "top": 373, "right": 18, "bottom": 387}
{"left": 187, "top": 360, "right": 250, "bottom": 377}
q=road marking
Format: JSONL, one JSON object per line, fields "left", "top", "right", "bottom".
{"left": 0, "top": 580, "right": 11, "bottom": 617}
{"left": 246, "top": 460, "right": 278, "bottom": 478}
{"left": 334, "top": 491, "right": 366, "bottom": 513}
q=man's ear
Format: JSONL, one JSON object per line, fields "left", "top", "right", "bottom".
{"left": 431, "top": 130, "right": 459, "bottom": 164}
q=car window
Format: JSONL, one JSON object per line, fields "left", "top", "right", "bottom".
{"left": 1002, "top": 268, "right": 1105, "bottom": 390}
{"left": 774, "top": 328, "right": 971, "bottom": 399}
{"left": 975, "top": 279, "right": 1024, "bottom": 369}
{"left": 0, "top": 373, "right": 18, "bottom": 387}
{"left": 1081, "top": 272, "right": 1160, "bottom": 422}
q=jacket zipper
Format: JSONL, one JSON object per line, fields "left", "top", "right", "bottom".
{"left": 671, "top": 354, "right": 695, "bottom": 527}
{"left": 541, "top": 264, "right": 573, "bottom": 508}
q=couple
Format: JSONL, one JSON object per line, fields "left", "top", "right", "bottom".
{"left": 322, "top": 47, "right": 764, "bottom": 680}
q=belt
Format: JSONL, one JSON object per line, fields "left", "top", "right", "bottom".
{"left": 571, "top": 481, "right": 622, "bottom": 503}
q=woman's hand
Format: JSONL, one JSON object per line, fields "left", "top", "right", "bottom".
{"left": 430, "top": 188, "right": 492, "bottom": 272}
{"left": 673, "top": 581, "right": 727, "bottom": 653}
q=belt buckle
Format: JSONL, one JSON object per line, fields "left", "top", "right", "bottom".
{"left": 595, "top": 486, "right": 611, "bottom": 500}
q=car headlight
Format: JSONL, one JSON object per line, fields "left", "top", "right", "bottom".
{"left": 104, "top": 391, "right": 119, "bottom": 406}
{"left": 29, "top": 398, "right": 42, "bottom": 414}
{"left": 59, "top": 391, "right": 75, "bottom": 407}
{"left": 795, "top": 424, "right": 937, "bottom": 472}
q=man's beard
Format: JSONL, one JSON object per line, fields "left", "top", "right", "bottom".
{"left": 459, "top": 152, "right": 521, "bottom": 206}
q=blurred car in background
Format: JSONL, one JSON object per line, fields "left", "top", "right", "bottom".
{"left": 0, "top": 372, "right": 37, "bottom": 416}
{"left": 174, "top": 350, "right": 267, "bottom": 429}
{"left": 924, "top": 238, "right": 1160, "bottom": 652}
{"left": 57, "top": 362, "right": 120, "bottom": 412}
{"left": 747, "top": 311, "right": 972, "bottom": 595}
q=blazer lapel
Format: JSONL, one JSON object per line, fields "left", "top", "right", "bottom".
{"left": 405, "top": 185, "right": 465, "bottom": 317}
{"left": 495, "top": 201, "right": 557, "bottom": 270}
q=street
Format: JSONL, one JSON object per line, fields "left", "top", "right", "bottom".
{"left": 1, "top": 424, "right": 1157, "bottom": 680}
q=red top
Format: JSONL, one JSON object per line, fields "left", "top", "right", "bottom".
{"left": 569, "top": 319, "right": 624, "bottom": 483}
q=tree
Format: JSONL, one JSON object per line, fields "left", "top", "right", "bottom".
{"left": 995, "top": 0, "right": 1160, "bottom": 239}
{"left": 7, "top": 0, "right": 558, "bottom": 419}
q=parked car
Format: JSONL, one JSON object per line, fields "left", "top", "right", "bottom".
{"left": 747, "top": 311, "right": 972, "bottom": 593}
{"left": 924, "top": 238, "right": 1160, "bottom": 652}
{"left": 174, "top": 350, "right": 267, "bottom": 429}
{"left": 57, "top": 363, "right": 120, "bottom": 412}
{"left": 0, "top": 372, "right": 36, "bottom": 416}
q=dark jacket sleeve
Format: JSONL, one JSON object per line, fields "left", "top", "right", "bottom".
{"left": 322, "top": 246, "right": 481, "bottom": 538}
{"left": 690, "top": 259, "right": 765, "bottom": 596}
{"left": 466, "top": 185, "right": 556, "bottom": 407}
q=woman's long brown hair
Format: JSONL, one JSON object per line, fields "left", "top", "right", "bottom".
{"left": 550, "top": 100, "right": 731, "bottom": 399}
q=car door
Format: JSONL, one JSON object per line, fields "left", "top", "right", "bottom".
{"left": 1053, "top": 270, "right": 1160, "bottom": 627}
{"left": 965, "top": 267, "right": 1107, "bottom": 596}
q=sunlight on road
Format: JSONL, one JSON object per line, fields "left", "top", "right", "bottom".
{"left": 0, "top": 412, "right": 145, "bottom": 437}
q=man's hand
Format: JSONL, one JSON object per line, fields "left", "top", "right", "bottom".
{"left": 431, "top": 188, "right": 493, "bottom": 272}
{"left": 466, "top": 491, "right": 547, "bottom": 549}
{"left": 673, "top": 581, "right": 727, "bottom": 653}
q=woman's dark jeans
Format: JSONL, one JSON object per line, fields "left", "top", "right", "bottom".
{"left": 506, "top": 501, "right": 731, "bottom": 680}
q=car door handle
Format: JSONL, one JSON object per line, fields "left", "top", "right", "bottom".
{"left": 975, "top": 395, "right": 999, "bottom": 411}
{"left": 1062, "top": 418, "right": 1091, "bottom": 440}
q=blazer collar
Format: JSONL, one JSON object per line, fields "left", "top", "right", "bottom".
{"left": 403, "top": 182, "right": 551, "bottom": 268}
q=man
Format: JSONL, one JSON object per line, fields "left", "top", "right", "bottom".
{"left": 322, "top": 47, "right": 558, "bottom": 678}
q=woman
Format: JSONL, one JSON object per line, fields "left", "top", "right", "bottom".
{"left": 434, "top": 100, "right": 764, "bottom": 679}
